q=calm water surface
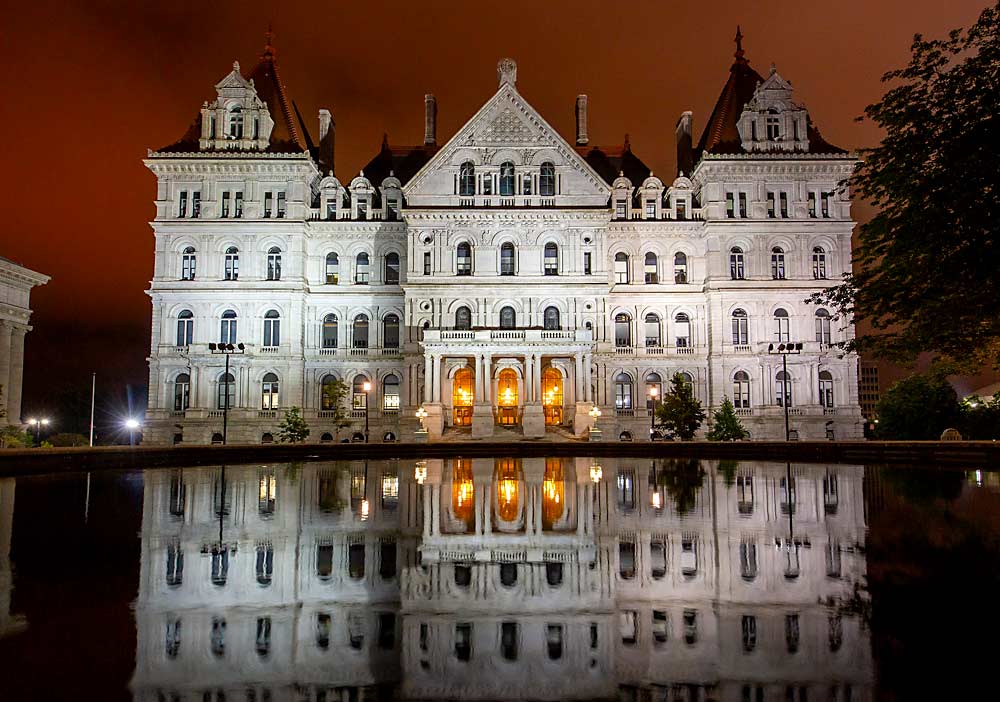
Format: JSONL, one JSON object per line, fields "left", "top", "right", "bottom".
{"left": 1, "top": 458, "right": 997, "bottom": 701}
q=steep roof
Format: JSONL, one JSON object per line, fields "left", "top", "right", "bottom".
{"left": 694, "top": 28, "right": 847, "bottom": 157}
{"left": 575, "top": 136, "right": 652, "bottom": 188}
{"left": 360, "top": 135, "right": 439, "bottom": 189}
{"left": 155, "top": 34, "right": 312, "bottom": 154}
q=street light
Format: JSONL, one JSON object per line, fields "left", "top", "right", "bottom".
{"left": 209, "top": 342, "right": 246, "bottom": 445}
{"left": 648, "top": 386, "right": 659, "bottom": 439}
{"left": 27, "top": 417, "right": 50, "bottom": 446}
{"left": 767, "top": 342, "right": 802, "bottom": 441}
{"left": 125, "top": 418, "right": 141, "bottom": 447}
{"left": 589, "top": 461, "right": 603, "bottom": 483}
{"left": 650, "top": 461, "right": 662, "bottom": 510}
{"left": 362, "top": 380, "right": 372, "bottom": 443}
{"left": 415, "top": 406, "right": 428, "bottom": 430}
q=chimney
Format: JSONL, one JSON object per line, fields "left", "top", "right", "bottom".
{"left": 575, "top": 95, "right": 589, "bottom": 146}
{"left": 424, "top": 94, "right": 437, "bottom": 146}
{"left": 319, "top": 109, "right": 335, "bottom": 175}
{"left": 675, "top": 111, "right": 694, "bottom": 177}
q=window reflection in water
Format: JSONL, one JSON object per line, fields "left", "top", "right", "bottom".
{"left": 449, "top": 458, "right": 475, "bottom": 533}
{"left": 542, "top": 457, "right": 566, "bottom": 530}
{"left": 495, "top": 458, "right": 522, "bottom": 526}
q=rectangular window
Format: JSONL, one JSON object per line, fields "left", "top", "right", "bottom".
{"left": 316, "top": 543, "right": 333, "bottom": 579}
{"left": 221, "top": 191, "right": 231, "bottom": 218}
{"left": 178, "top": 190, "right": 188, "bottom": 218}
{"left": 652, "top": 611, "right": 668, "bottom": 644}
{"left": 821, "top": 191, "right": 831, "bottom": 218}
{"left": 645, "top": 200, "right": 656, "bottom": 219}
{"left": 522, "top": 174, "right": 532, "bottom": 196}
{"left": 725, "top": 192, "right": 735, "bottom": 218}
{"left": 423, "top": 251, "right": 431, "bottom": 276}
{"left": 455, "top": 623, "right": 472, "bottom": 661}
{"left": 676, "top": 198, "right": 687, "bottom": 220}
{"left": 276, "top": 191, "right": 286, "bottom": 218}
{"left": 779, "top": 192, "right": 788, "bottom": 218}
{"left": 615, "top": 200, "right": 627, "bottom": 219}
{"left": 742, "top": 615, "right": 757, "bottom": 652}
{"left": 738, "top": 192, "right": 748, "bottom": 218}
{"left": 501, "top": 622, "right": 518, "bottom": 660}
{"left": 386, "top": 198, "right": 398, "bottom": 221}
{"left": 767, "top": 192, "right": 776, "bottom": 218}
{"left": 234, "top": 192, "right": 243, "bottom": 218}
{"left": 191, "top": 192, "right": 201, "bottom": 218}
{"left": 264, "top": 192, "right": 273, "bottom": 218}
{"left": 326, "top": 202, "right": 336, "bottom": 219}
{"left": 808, "top": 192, "right": 817, "bottom": 218}
{"left": 583, "top": 251, "right": 592, "bottom": 275}
{"left": 481, "top": 176, "right": 492, "bottom": 195}
{"left": 357, "top": 199, "right": 368, "bottom": 220}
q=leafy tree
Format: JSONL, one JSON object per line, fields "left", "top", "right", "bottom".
{"left": 809, "top": 3, "right": 1000, "bottom": 371}
{"left": 277, "top": 406, "right": 310, "bottom": 443}
{"left": 656, "top": 459, "right": 706, "bottom": 515}
{"left": 0, "top": 426, "right": 31, "bottom": 448}
{"left": 655, "top": 373, "right": 706, "bottom": 440}
{"left": 707, "top": 397, "right": 750, "bottom": 441}
{"left": 960, "top": 392, "right": 1000, "bottom": 439}
{"left": 876, "top": 374, "right": 961, "bottom": 439}
{"left": 717, "top": 460, "right": 739, "bottom": 486}
{"left": 321, "top": 378, "right": 353, "bottom": 440}
{"left": 48, "top": 432, "right": 89, "bottom": 447}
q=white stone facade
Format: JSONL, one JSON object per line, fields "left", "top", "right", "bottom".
{"left": 0, "top": 257, "right": 48, "bottom": 425}
{"left": 130, "top": 459, "right": 872, "bottom": 700}
{"left": 144, "top": 42, "right": 862, "bottom": 444}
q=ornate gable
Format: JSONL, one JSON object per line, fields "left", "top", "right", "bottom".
{"left": 736, "top": 65, "right": 811, "bottom": 153}
{"left": 404, "top": 60, "right": 611, "bottom": 207}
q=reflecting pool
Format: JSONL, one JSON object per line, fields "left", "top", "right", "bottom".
{"left": 0, "top": 459, "right": 997, "bottom": 700}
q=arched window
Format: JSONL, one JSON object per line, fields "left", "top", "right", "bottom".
{"left": 812, "top": 246, "right": 828, "bottom": 279}
{"left": 261, "top": 432, "right": 274, "bottom": 444}
{"left": 220, "top": 310, "right": 237, "bottom": 344}
{"left": 262, "top": 309, "right": 280, "bottom": 348}
{"left": 674, "top": 252, "right": 688, "bottom": 284}
{"left": 614, "top": 312, "right": 632, "bottom": 347}
{"left": 266, "top": 247, "right": 282, "bottom": 281}
{"left": 733, "top": 371, "right": 751, "bottom": 408}
{"left": 383, "top": 374, "right": 401, "bottom": 410}
{"left": 261, "top": 373, "right": 279, "bottom": 409}
{"left": 615, "top": 372, "right": 633, "bottom": 410}
{"left": 459, "top": 161, "right": 476, "bottom": 196}
{"left": 774, "top": 308, "right": 790, "bottom": 343}
{"left": 455, "top": 306, "right": 472, "bottom": 330}
{"left": 176, "top": 310, "right": 194, "bottom": 347}
{"left": 644, "top": 252, "right": 658, "bottom": 284}
{"left": 539, "top": 162, "right": 556, "bottom": 196}
{"left": 224, "top": 246, "right": 239, "bottom": 281}
{"left": 674, "top": 312, "right": 691, "bottom": 348}
{"left": 730, "top": 247, "right": 745, "bottom": 280}
{"left": 644, "top": 313, "right": 660, "bottom": 347}
{"left": 732, "top": 309, "right": 749, "bottom": 346}
{"left": 614, "top": 252, "right": 629, "bottom": 284}
{"left": 181, "top": 247, "right": 196, "bottom": 280}
{"left": 384, "top": 252, "right": 400, "bottom": 285}
{"left": 499, "top": 161, "right": 515, "bottom": 196}
{"left": 174, "top": 373, "right": 190, "bottom": 412}
{"left": 543, "top": 243, "right": 559, "bottom": 276}
{"left": 500, "top": 242, "right": 515, "bottom": 276}
{"left": 766, "top": 108, "right": 780, "bottom": 141}
{"left": 325, "top": 252, "right": 340, "bottom": 284}
{"left": 322, "top": 314, "right": 338, "bottom": 349}
{"left": 456, "top": 242, "right": 472, "bottom": 276}
{"left": 383, "top": 313, "right": 400, "bottom": 349}
{"left": 645, "top": 372, "right": 662, "bottom": 411}
{"left": 819, "top": 370, "right": 834, "bottom": 408}
{"left": 770, "top": 246, "right": 785, "bottom": 280}
{"left": 228, "top": 106, "right": 243, "bottom": 139}
{"left": 776, "top": 370, "right": 791, "bottom": 407}
{"left": 543, "top": 306, "right": 560, "bottom": 330}
{"left": 217, "top": 372, "right": 235, "bottom": 410}
{"left": 815, "top": 309, "right": 832, "bottom": 345}
{"left": 353, "top": 314, "right": 369, "bottom": 348}
{"left": 355, "top": 253, "right": 370, "bottom": 284}
{"left": 677, "top": 372, "right": 694, "bottom": 389}
{"left": 453, "top": 368, "right": 475, "bottom": 426}
{"left": 320, "top": 374, "right": 339, "bottom": 411}
{"left": 353, "top": 375, "right": 371, "bottom": 410}
{"left": 500, "top": 306, "right": 516, "bottom": 329}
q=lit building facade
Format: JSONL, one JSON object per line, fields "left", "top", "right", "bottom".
{"left": 144, "top": 34, "right": 861, "bottom": 444}
{"left": 0, "top": 257, "right": 48, "bottom": 426}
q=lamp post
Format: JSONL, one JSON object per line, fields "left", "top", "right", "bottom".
{"left": 415, "top": 406, "right": 428, "bottom": 429}
{"left": 648, "top": 386, "right": 659, "bottom": 439}
{"left": 209, "top": 342, "right": 245, "bottom": 445}
{"left": 362, "top": 380, "right": 372, "bottom": 443}
{"left": 27, "top": 417, "right": 49, "bottom": 446}
{"left": 767, "top": 342, "right": 802, "bottom": 441}
{"left": 125, "top": 418, "right": 141, "bottom": 447}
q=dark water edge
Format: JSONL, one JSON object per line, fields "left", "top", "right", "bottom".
{"left": 0, "top": 461, "right": 998, "bottom": 701}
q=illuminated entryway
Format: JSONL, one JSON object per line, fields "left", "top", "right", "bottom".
{"left": 497, "top": 368, "right": 519, "bottom": 425}
{"left": 449, "top": 458, "right": 475, "bottom": 532}
{"left": 542, "top": 367, "right": 563, "bottom": 425}
{"left": 452, "top": 367, "right": 473, "bottom": 426}
{"left": 494, "top": 458, "right": 523, "bottom": 530}
{"left": 542, "top": 457, "right": 565, "bottom": 530}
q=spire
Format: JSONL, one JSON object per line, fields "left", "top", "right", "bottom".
{"left": 262, "top": 24, "right": 277, "bottom": 61}
{"left": 734, "top": 25, "right": 747, "bottom": 65}
{"left": 381, "top": 133, "right": 390, "bottom": 150}
{"left": 624, "top": 133, "right": 631, "bottom": 152}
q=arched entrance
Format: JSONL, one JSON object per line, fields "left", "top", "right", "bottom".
{"left": 542, "top": 367, "right": 563, "bottom": 425}
{"left": 542, "top": 457, "right": 566, "bottom": 531}
{"left": 494, "top": 458, "right": 523, "bottom": 531}
{"left": 497, "top": 368, "right": 519, "bottom": 425}
{"left": 452, "top": 367, "right": 473, "bottom": 426}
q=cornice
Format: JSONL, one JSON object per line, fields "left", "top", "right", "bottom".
{"left": 144, "top": 155, "right": 318, "bottom": 177}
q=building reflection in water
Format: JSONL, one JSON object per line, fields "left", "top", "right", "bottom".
{"left": 131, "top": 459, "right": 873, "bottom": 701}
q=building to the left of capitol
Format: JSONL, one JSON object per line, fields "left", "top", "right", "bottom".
{"left": 0, "top": 257, "right": 48, "bottom": 428}
{"left": 144, "top": 32, "right": 862, "bottom": 445}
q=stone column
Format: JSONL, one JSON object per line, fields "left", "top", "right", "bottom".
{"left": 533, "top": 354, "right": 542, "bottom": 404}
{"left": 474, "top": 355, "right": 484, "bottom": 402}
{"left": 483, "top": 354, "right": 492, "bottom": 404}
{"left": 474, "top": 482, "right": 483, "bottom": 535}
{"left": 5, "top": 327, "right": 25, "bottom": 424}
{"left": 0, "top": 324, "right": 11, "bottom": 422}
{"left": 422, "top": 484, "right": 432, "bottom": 539}
{"left": 483, "top": 479, "right": 492, "bottom": 535}
{"left": 574, "top": 353, "right": 584, "bottom": 403}
{"left": 523, "top": 354, "right": 533, "bottom": 403}
{"left": 430, "top": 484, "right": 441, "bottom": 536}
{"left": 423, "top": 354, "right": 432, "bottom": 403}
{"left": 431, "top": 354, "right": 441, "bottom": 403}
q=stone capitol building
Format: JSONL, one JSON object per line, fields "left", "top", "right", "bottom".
{"left": 143, "top": 31, "right": 861, "bottom": 444}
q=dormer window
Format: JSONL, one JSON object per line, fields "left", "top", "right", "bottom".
{"left": 615, "top": 200, "right": 626, "bottom": 219}
{"left": 459, "top": 162, "right": 475, "bottom": 196}
{"left": 645, "top": 201, "right": 656, "bottom": 219}
{"left": 228, "top": 106, "right": 244, "bottom": 139}
{"left": 766, "top": 109, "right": 780, "bottom": 140}
{"left": 540, "top": 162, "right": 555, "bottom": 196}
{"left": 676, "top": 198, "right": 687, "bottom": 220}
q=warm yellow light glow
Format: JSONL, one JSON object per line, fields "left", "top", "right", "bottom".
{"left": 542, "top": 458, "right": 566, "bottom": 529}
{"left": 590, "top": 464, "right": 603, "bottom": 483}
{"left": 362, "top": 381, "right": 371, "bottom": 393}
{"left": 649, "top": 386, "right": 659, "bottom": 398}
{"left": 360, "top": 499, "right": 370, "bottom": 520}
{"left": 651, "top": 490, "right": 662, "bottom": 509}
{"left": 451, "top": 459, "right": 475, "bottom": 530}
{"left": 495, "top": 458, "right": 521, "bottom": 522}
{"left": 259, "top": 475, "right": 276, "bottom": 501}
{"left": 414, "top": 461, "right": 428, "bottom": 485}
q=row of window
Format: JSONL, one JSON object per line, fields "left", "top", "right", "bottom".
{"left": 177, "top": 310, "right": 401, "bottom": 349}
{"left": 180, "top": 248, "right": 401, "bottom": 285}
{"left": 725, "top": 190, "right": 834, "bottom": 219}
{"left": 612, "top": 308, "right": 833, "bottom": 348}
{"left": 457, "top": 161, "right": 556, "bottom": 197}
{"left": 176, "top": 189, "right": 286, "bottom": 219}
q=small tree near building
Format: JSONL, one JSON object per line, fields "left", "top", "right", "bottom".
{"left": 655, "top": 373, "right": 706, "bottom": 440}
{"left": 876, "top": 374, "right": 961, "bottom": 440}
{"left": 321, "top": 378, "right": 353, "bottom": 440}
{"left": 707, "top": 397, "right": 750, "bottom": 441}
{"left": 278, "top": 406, "right": 310, "bottom": 443}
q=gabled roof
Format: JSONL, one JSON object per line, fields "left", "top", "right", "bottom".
{"left": 694, "top": 27, "right": 847, "bottom": 157}
{"left": 155, "top": 33, "right": 312, "bottom": 154}
{"left": 360, "top": 134, "right": 440, "bottom": 189}
{"left": 575, "top": 135, "right": 652, "bottom": 189}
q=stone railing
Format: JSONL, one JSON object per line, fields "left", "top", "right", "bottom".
{"left": 423, "top": 329, "right": 593, "bottom": 345}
